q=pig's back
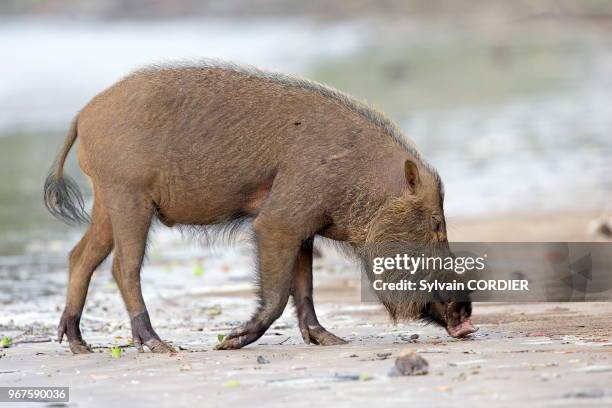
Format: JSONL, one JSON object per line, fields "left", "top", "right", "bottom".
{"left": 76, "top": 62, "right": 419, "bottom": 224}
{"left": 79, "top": 60, "right": 414, "bottom": 161}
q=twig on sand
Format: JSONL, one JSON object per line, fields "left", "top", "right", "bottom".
{"left": 14, "top": 338, "right": 53, "bottom": 345}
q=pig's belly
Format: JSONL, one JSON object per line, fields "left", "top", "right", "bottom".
{"left": 157, "top": 178, "right": 272, "bottom": 227}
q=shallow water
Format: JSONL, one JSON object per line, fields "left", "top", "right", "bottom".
{"left": 0, "top": 132, "right": 83, "bottom": 255}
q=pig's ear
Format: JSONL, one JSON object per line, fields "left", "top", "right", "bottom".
{"left": 404, "top": 159, "right": 420, "bottom": 193}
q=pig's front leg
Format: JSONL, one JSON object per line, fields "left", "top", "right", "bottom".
{"left": 215, "top": 219, "right": 300, "bottom": 350}
{"left": 292, "top": 238, "right": 347, "bottom": 346}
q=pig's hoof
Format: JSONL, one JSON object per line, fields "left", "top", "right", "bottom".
{"left": 215, "top": 337, "right": 246, "bottom": 350}
{"left": 69, "top": 340, "right": 93, "bottom": 354}
{"left": 214, "top": 331, "right": 251, "bottom": 350}
{"left": 143, "top": 338, "right": 177, "bottom": 354}
{"left": 301, "top": 325, "right": 348, "bottom": 346}
{"left": 58, "top": 312, "right": 91, "bottom": 354}
{"left": 214, "top": 324, "right": 264, "bottom": 350}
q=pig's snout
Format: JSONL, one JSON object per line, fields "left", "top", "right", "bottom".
{"left": 446, "top": 319, "right": 478, "bottom": 338}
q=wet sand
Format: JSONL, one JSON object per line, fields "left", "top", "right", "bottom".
{"left": 1, "top": 211, "right": 611, "bottom": 407}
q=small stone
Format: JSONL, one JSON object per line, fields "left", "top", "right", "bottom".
{"left": 589, "top": 219, "right": 612, "bottom": 238}
{"left": 400, "top": 333, "right": 419, "bottom": 343}
{"left": 376, "top": 352, "right": 392, "bottom": 360}
{"left": 455, "top": 372, "right": 467, "bottom": 381}
{"left": 563, "top": 389, "right": 605, "bottom": 399}
{"left": 256, "top": 355, "right": 270, "bottom": 364}
{"left": 388, "top": 351, "right": 429, "bottom": 377}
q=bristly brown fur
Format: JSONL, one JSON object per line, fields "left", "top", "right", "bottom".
{"left": 135, "top": 58, "right": 441, "bottom": 178}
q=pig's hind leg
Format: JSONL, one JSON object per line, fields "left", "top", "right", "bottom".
{"left": 106, "top": 191, "right": 176, "bottom": 353}
{"left": 292, "top": 238, "right": 347, "bottom": 346}
{"left": 58, "top": 190, "right": 113, "bottom": 354}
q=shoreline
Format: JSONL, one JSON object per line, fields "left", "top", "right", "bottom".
{"left": 451, "top": 210, "right": 611, "bottom": 242}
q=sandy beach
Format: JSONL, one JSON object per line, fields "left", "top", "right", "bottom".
{"left": 1, "top": 212, "right": 611, "bottom": 407}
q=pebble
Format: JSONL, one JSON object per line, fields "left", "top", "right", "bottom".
{"left": 563, "top": 389, "right": 605, "bottom": 399}
{"left": 376, "top": 352, "right": 392, "bottom": 360}
{"left": 388, "top": 351, "right": 429, "bottom": 377}
{"left": 399, "top": 333, "right": 419, "bottom": 343}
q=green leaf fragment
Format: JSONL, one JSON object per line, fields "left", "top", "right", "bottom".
{"left": 193, "top": 264, "right": 205, "bottom": 277}
{"left": 206, "top": 307, "right": 222, "bottom": 316}
{"left": 110, "top": 346, "right": 122, "bottom": 358}
{"left": 1, "top": 336, "right": 11, "bottom": 348}
{"left": 223, "top": 379, "right": 240, "bottom": 388}
{"left": 217, "top": 334, "right": 225, "bottom": 343}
